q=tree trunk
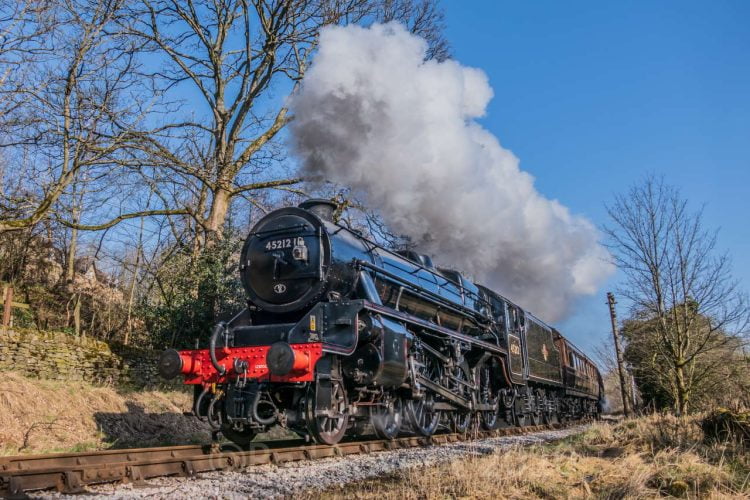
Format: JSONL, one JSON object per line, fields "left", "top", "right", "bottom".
{"left": 124, "top": 217, "right": 144, "bottom": 346}
{"left": 73, "top": 293, "right": 81, "bottom": 337}
{"left": 192, "top": 184, "right": 209, "bottom": 258}
{"left": 206, "top": 186, "right": 231, "bottom": 242}
{"left": 65, "top": 225, "right": 78, "bottom": 284}
{"left": 66, "top": 196, "right": 80, "bottom": 334}
{"left": 87, "top": 305, "right": 94, "bottom": 338}
{"left": 675, "top": 363, "right": 690, "bottom": 415}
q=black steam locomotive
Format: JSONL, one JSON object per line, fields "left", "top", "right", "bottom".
{"left": 159, "top": 199, "right": 603, "bottom": 446}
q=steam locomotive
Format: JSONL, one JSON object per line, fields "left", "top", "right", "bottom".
{"left": 158, "top": 199, "right": 603, "bottom": 446}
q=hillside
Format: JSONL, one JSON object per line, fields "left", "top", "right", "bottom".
{"left": 0, "top": 372, "right": 209, "bottom": 454}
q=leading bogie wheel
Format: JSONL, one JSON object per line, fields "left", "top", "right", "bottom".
{"left": 306, "top": 380, "right": 349, "bottom": 445}
{"left": 220, "top": 423, "right": 257, "bottom": 449}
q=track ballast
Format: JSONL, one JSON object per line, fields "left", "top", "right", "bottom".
{"left": 0, "top": 421, "right": 588, "bottom": 496}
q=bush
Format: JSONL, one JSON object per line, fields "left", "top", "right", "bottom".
{"left": 701, "top": 408, "right": 750, "bottom": 447}
{"left": 140, "top": 235, "right": 246, "bottom": 349}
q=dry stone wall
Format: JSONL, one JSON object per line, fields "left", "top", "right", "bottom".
{"left": 0, "top": 329, "right": 168, "bottom": 387}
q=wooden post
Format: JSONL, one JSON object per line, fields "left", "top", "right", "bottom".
{"left": 2, "top": 285, "right": 13, "bottom": 333}
{"left": 607, "top": 292, "right": 632, "bottom": 417}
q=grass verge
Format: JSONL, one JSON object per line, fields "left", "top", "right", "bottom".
{"left": 319, "top": 414, "right": 749, "bottom": 499}
{"left": 0, "top": 371, "right": 210, "bottom": 455}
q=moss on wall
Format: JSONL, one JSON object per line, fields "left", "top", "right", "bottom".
{"left": 0, "top": 329, "right": 168, "bottom": 387}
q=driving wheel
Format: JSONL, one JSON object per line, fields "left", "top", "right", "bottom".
{"left": 371, "top": 396, "right": 403, "bottom": 440}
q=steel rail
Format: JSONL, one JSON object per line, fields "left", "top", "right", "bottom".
{"left": 0, "top": 422, "right": 582, "bottom": 497}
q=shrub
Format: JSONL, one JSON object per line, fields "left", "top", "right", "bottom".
{"left": 701, "top": 408, "right": 750, "bottom": 447}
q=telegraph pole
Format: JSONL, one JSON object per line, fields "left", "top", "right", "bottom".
{"left": 607, "top": 292, "right": 631, "bottom": 417}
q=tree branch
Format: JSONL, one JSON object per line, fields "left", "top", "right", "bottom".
{"left": 55, "top": 209, "right": 192, "bottom": 231}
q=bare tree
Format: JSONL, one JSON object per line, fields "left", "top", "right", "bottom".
{"left": 604, "top": 177, "right": 749, "bottom": 414}
{"left": 0, "top": 0, "right": 189, "bottom": 233}
{"left": 0, "top": 0, "right": 449, "bottom": 345}
{"left": 122, "top": 0, "right": 448, "bottom": 247}
{"left": 1, "top": 0, "right": 448, "bottom": 239}
{"left": 622, "top": 315, "right": 749, "bottom": 411}
{"left": 378, "top": 0, "right": 449, "bottom": 61}
{"left": 0, "top": 1, "right": 57, "bottom": 112}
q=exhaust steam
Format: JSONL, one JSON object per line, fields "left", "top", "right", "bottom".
{"left": 289, "top": 23, "right": 614, "bottom": 321}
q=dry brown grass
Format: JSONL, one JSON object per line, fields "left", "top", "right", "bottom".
{"left": 320, "top": 415, "right": 750, "bottom": 499}
{"left": 0, "top": 371, "right": 211, "bottom": 454}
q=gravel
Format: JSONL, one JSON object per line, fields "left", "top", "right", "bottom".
{"left": 38, "top": 425, "right": 588, "bottom": 499}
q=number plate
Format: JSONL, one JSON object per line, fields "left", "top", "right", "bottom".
{"left": 265, "top": 238, "right": 293, "bottom": 251}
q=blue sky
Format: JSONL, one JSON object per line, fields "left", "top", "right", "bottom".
{"left": 443, "top": 0, "right": 750, "bottom": 356}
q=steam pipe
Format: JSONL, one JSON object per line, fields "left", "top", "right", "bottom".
{"left": 207, "top": 396, "right": 223, "bottom": 429}
{"left": 194, "top": 386, "right": 210, "bottom": 419}
{"left": 209, "top": 322, "right": 228, "bottom": 375}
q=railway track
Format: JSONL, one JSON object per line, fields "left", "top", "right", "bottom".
{"left": 0, "top": 422, "right": 580, "bottom": 497}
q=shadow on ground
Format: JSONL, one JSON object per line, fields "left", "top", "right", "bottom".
{"left": 94, "top": 401, "right": 211, "bottom": 449}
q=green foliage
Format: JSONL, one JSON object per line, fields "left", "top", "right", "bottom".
{"left": 139, "top": 234, "right": 246, "bottom": 349}
{"left": 622, "top": 314, "right": 749, "bottom": 413}
{"left": 11, "top": 306, "right": 35, "bottom": 329}
{"left": 23, "top": 283, "right": 66, "bottom": 331}
{"left": 621, "top": 317, "right": 674, "bottom": 411}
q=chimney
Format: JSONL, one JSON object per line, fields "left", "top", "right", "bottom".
{"left": 299, "top": 199, "right": 338, "bottom": 221}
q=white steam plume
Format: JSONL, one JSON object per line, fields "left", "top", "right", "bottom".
{"left": 289, "top": 23, "right": 614, "bottom": 321}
